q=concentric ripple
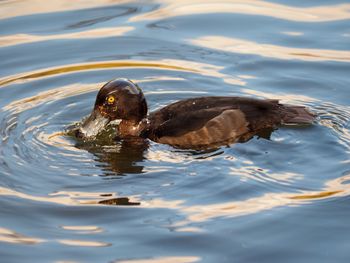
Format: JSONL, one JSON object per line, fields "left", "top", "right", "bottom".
{"left": 0, "top": 61, "right": 349, "bottom": 207}
{"left": 1, "top": 0, "right": 350, "bottom": 262}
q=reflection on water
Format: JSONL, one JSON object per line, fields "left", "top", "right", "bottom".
{"left": 0, "top": 171, "right": 349, "bottom": 222}
{"left": 0, "top": 58, "right": 245, "bottom": 87}
{"left": 61, "top": 225, "right": 104, "bottom": 234}
{"left": 74, "top": 135, "right": 149, "bottom": 175}
{"left": 0, "top": 0, "right": 129, "bottom": 19}
{"left": 0, "top": 227, "right": 110, "bottom": 247}
{"left": 0, "top": 0, "right": 350, "bottom": 262}
{"left": 0, "top": 27, "right": 134, "bottom": 47}
{"left": 0, "top": 227, "right": 44, "bottom": 245}
{"left": 0, "top": 60, "right": 199, "bottom": 86}
{"left": 0, "top": 184, "right": 136, "bottom": 207}
{"left": 129, "top": 0, "right": 350, "bottom": 22}
{"left": 115, "top": 257, "right": 200, "bottom": 263}
{"left": 190, "top": 36, "right": 350, "bottom": 62}
{"left": 58, "top": 239, "right": 111, "bottom": 247}
{"left": 99, "top": 197, "right": 140, "bottom": 206}
{"left": 5, "top": 0, "right": 349, "bottom": 23}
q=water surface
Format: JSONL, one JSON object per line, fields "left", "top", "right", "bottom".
{"left": 0, "top": 1, "right": 350, "bottom": 262}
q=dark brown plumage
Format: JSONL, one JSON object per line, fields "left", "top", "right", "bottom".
{"left": 78, "top": 79, "right": 315, "bottom": 149}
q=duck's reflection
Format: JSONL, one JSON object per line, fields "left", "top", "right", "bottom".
{"left": 75, "top": 135, "right": 149, "bottom": 176}
{"left": 72, "top": 124, "right": 276, "bottom": 176}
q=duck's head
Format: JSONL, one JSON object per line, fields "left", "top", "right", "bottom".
{"left": 77, "top": 78, "right": 147, "bottom": 138}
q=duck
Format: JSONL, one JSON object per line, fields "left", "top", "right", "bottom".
{"left": 76, "top": 78, "right": 315, "bottom": 149}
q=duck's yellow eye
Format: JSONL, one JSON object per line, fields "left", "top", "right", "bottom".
{"left": 107, "top": 96, "right": 115, "bottom": 104}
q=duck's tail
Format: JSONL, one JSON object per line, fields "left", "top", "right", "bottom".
{"left": 281, "top": 105, "right": 316, "bottom": 125}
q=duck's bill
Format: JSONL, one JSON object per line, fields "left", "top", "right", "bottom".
{"left": 76, "top": 109, "right": 110, "bottom": 138}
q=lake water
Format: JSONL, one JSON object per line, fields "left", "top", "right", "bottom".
{"left": 0, "top": 1, "right": 350, "bottom": 262}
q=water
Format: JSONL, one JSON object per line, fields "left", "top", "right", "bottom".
{"left": 0, "top": 1, "right": 350, "bottom": 262}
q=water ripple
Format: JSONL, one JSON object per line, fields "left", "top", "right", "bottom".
{"left": 115, "top": 257, "right": 200, "bottom": 263}
{"left": 130, "top": 0, "right": 350, "bottom": 22}
{"left": 0, "top": 1, "right": 349, "bottom": 260}
{"left": 0, "top": 27, "right": 134, "bottom": 48}
{"left": 0, "top": 0, "right": 134, "bottom": 19}
{"left": 0, "top": 227, "right": 44, "bottom": 245}
{"left": 190, "top": 36, "right": 350, "bottom": 62}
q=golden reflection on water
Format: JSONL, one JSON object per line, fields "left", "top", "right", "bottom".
{"left": 0, "top": 226, "right": 109, "bottom": 247}
{"left": 130, "top": 0, "right": 350, "bottom": 22}
{"left": 0, "top": 0, "right": 130, "bottom": 19}
{"left": 0, "top": 224, "right": 109, "bottom": 247}
{"left": 190, "top": 36, "right": 350, "bottom": 62}
{"left": 0, "top": 186, "right": 140, "bottom": 206}
{"left": 175, "top": 174, "right": 350, "bottom": 224}
{"left": 0, "top": 174, "right": 349, "bottom": 227}
{"left": 0, "top": 227, "right": 44, "bottom": 245}
{"left": 116, "top": 256, "right": 200, "bottom": 263}
{"left": 0, "top": 58, "right": 243, "bottom": 88}
{"left": 143, "top": 173, "right": 350, "bottom": 227}
{"left": 3, "top": 0, "right": 350, "bottom": 23}
{"left": 0, "top": 27, "right": 134, "bottom": 47}
{"left": 290, "top": 190, "right": 342, "bottom": 200}
{"left": 175, "top": 227, "right": 204, "bottom": 233}
{"left": 0, "top": 60, "right": 197, "bottom": 87}
{"left": 61, "top": 225, "right": 103, "bottom": 234}
{"left": 58, "top": 239, "right": 111, "bottom": 247}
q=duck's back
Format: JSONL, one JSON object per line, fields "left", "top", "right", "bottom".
{"left": 146, "top": 97, "right": 314, "bottom": 149}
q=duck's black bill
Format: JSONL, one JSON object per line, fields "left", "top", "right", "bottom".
{"left": 76, "top": 109, "right": 110, "bottom": 139}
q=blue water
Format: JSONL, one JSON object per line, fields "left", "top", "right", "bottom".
{"left": 0, "top": 1, "right": 350, "bottom": 262}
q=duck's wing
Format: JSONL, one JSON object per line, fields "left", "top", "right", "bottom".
{"left": 145, "top": 96, "right": 314, "bottom": 149}
{"left": 146, "top": 97, "right": 290, "bottom": 148}
{"left": 149, "top": 96, "right": 281, "bottom": 133}
{"left": 148, "top": 106, "right": 250, "bottom": 148}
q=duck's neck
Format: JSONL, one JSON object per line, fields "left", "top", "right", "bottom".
{"left": 118, "top": 118, "right": 149, "bottom": 138}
